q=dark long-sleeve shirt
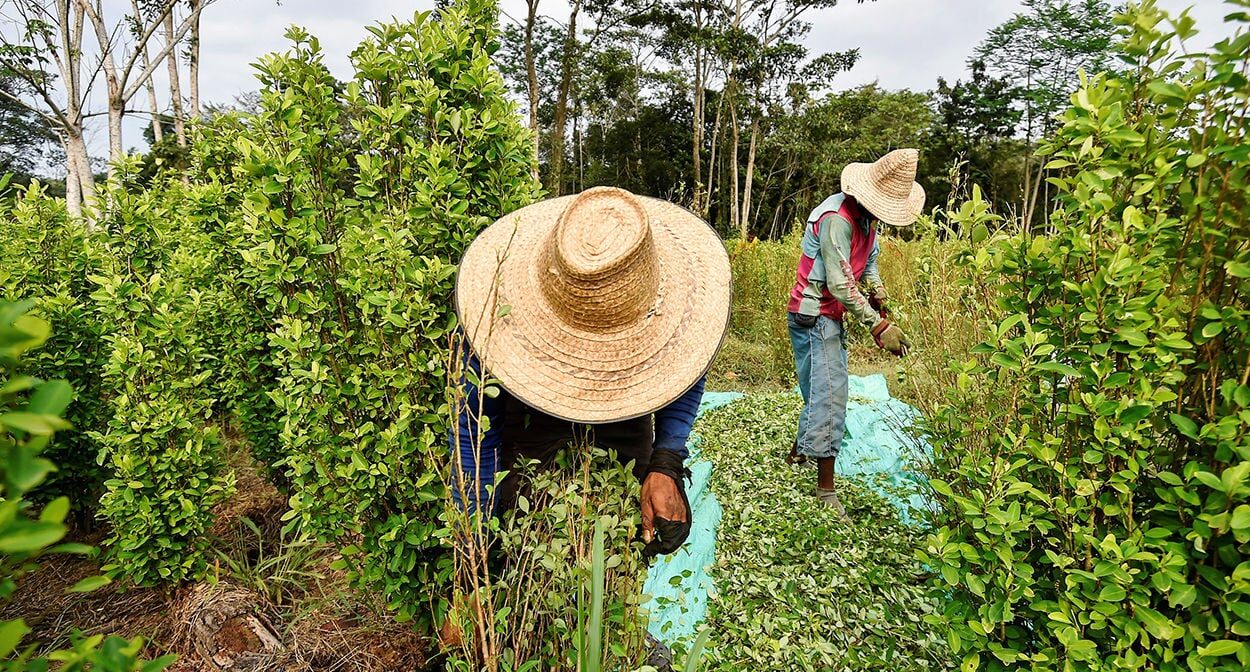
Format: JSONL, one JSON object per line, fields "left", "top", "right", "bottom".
{"left": 450, "top": 346, "right": 704, "bottom": 513}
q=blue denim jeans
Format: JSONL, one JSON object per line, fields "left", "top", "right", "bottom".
{"left": 788, "top": 313, "right": 849, "bottom": 460}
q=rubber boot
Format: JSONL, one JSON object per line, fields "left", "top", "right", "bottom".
{"left": 815, "top": 457, "right": 850, "bottom": 521}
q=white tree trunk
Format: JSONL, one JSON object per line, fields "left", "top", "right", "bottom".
{"left": 62, "top": 137, "right": 83, "bottom": 219}
{"left": 704, "top": 93, "right": 725, "bottom": 220}
{"left": 80, "top": 0, "right": 124, "bottom": 164}
{"left": 165, "top": 12, "right": 187, "bottom": 148}
{"left": 107, "top": 102, "right": 125, "bottom": 162}
{"left": 740, "top": 119, "right": 758, "bottom": 239}
{"left": 189, "top": 0, "right": 201, "bottom": 118}
{"left": 65, "top": 131, "right": 96, "bottom": 215}
{"left": 133, "top": 0, "right": 163, "bottom": 143}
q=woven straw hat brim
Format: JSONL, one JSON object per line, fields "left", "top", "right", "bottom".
{"left": 841, "top": 162, "right": 926, "bottom": 227}
{"left": 455, "top": 195, "right": 732, "bottom": 423}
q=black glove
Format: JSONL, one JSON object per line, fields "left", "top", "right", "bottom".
{"left": 641, "top": 449, "right": 692, "bottom": 559}
{"left": 793, "top": 312, "right": 818, "bottom": 328}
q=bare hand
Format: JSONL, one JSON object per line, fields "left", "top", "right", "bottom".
{"left": 641, "top": 472, "right": 688, "bottom": 545}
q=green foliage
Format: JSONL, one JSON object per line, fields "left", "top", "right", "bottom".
{"left": 975, "top": 0, "right": 1120, "bottom": 142}
{"left": 709, "top": 237, "right": 799, "bottom": 390}
{"left": 230, "top": 0, "right": 538, "bottom": 625}
{"left": 445, "top": 449, "right": 652, "bottom": 671}
{"left": 695, "top": 394, "right": 948, "bottom": 670}
{"left": 766, "top": 85, "right": 935, "bottom": 233}
{"left": 0, "top": 182, "right": 110, "bottom": 514}
{"left": 922, "top": 4, "right": 1250, "bottom": 670}
{"left": 0, "top": 80, "right": 61, "bottom": 184}
{"left": 0, "top": 301, "right": 174, "bottom": 672}
{"left": 0, "top": 302, "right": 73, "bottom": 603}
{"left": 90, "top": 164, "right": 236, "bottom": 586}
{"left": 924, "top": 62, "right": 1028, "bottom": 214}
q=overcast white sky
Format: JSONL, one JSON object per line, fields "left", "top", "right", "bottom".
{"left": 81, "top": 0, "right": 1233, "bottom": 159}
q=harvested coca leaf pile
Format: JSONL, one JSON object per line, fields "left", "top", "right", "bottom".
{"left": 694, "top": 394, "right": 950, "bottom": 671}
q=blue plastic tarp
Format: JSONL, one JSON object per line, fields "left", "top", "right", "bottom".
{"left": 642, "top": 392, "right": 741, "bottom": 643}
{"left": 644, "top": 378, "right": 932, "bottom": 645}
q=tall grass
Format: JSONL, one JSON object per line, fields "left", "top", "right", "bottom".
{"left": 443, "top": 335, "right": 653, "bottom": 670}
{"left": 709, "top": 236, "right": 801, "bottom": 390}
{"left": 711, "top": 205, "right": 1005, "bottom": 400}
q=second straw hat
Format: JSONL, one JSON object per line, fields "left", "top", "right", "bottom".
{"left": 840, "top": 148, "right": 926, "bottom": 226}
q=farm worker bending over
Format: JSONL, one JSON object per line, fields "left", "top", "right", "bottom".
{"left": 451, "top": 186, "right": 732, "bottom": 555}
{"left": 787, "top": 148, "right": 924, "bottom": 518}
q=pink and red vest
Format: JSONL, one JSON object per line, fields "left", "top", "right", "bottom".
{"left": 787, "top": 193, "right": 877, "bottom": 322}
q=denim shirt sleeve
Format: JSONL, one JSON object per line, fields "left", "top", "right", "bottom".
{"left": 653, "top": 376, "right": 705, "bottom": 459}
{"left": 449, "top": 341, "right": 505, "bottom": 514}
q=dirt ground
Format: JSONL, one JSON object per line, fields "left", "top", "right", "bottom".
{"left": 2, "top": 441, "right": 434, "bottom": 672}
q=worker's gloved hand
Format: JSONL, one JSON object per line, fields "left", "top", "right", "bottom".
{"left": 868, "top": 286, "right": 889, "bottom": 318}
{"left": 640, "top": 449, "right": 692, "bottom": 558}
{"left": 872, "top": 319, "right": 911, "bottom": 357}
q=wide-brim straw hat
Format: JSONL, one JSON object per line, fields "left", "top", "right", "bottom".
{"left": 455, "top": 186, "right": 732, "bottom": 423}
{"left": 840, "top": 148, "right": 926, "bottom": 226}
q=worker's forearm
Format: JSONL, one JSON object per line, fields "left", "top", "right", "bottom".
{"left": 862, "top": 240, "right": 885, "bottom": 293}
{"left": 818, "top": 215, "right": 884, "bottom": 329}
{"left": 450, "top": 341, "right": 504, "bottom": 513}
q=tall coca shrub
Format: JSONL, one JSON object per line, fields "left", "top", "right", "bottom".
{"left": 922, "top": 3, "right": 1250, "bottom": 670}
{"left": 91, "top": 163, "right": 236, "bottom": 585}
{"left": 232, "top": 0, "right": 538, "bottom": 623}
{"left": 0, "top": 182, "right": 111, "bottom": 516}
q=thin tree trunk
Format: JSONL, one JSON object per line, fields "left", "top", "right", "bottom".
{"left": 704, "top": 92, "right": 725, "bottom": 219}
{"left": 165, "top": 12, "right": 187, "bottom": 148}
{"left": 65, "top": 130, "right": 96, "bottom": 214}
{"left": 82, "top": 0, "right": 124, "bottom": 164}
{"left": 573, "top": 93, "right": 582, "bottom": 191}
{"left": 107, "top": 105, "right": 124, "bottom": 162}
{"left": 1024, "top": 159, "right": 1045, "bottom": 230}
{"left": 135, "top": 0, "right": 164, "bottom": 144}
{"left": 740, "top": 118, "right": 758, "bottom": 239}
{"left": 61, "top": 3, "right": 93, "bottom": 220}
{"left": 548, "top": 0, "right": 582, "bottom": 195}
{"left": 1020, "top": 145, "right": 1034, "bottom": 223}
{"left": 691, "top": 6, "right": 705, "bottom": 212}
{"left": 189, "top": 0, "right": 201, "bottom": 118}
{"left": 1020, "top": 69, "right": 1035, "bottom": 227}
{"left": 524, "top": 0, "right": 540, "bottom": 182}
{"left": 728, "top": 93, "right": 740, "bottom": 236}
{"left": 62, "top": 137, "right": 82, "bottom": 219}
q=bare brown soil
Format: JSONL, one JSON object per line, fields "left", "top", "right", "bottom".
{"left": 2, "top": 434, "right": 434, "bottom": 672}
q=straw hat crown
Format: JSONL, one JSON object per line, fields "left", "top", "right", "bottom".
{"left": 840, "top": 148, "right": 926, "bottom": 226}
{"left": 456, "top": 186, "right": 731, "bottom": 423}
{"left": 540, "top": 188, "right": 660, "bottom": 330}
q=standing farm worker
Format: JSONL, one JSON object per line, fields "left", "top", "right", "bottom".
{"left": 448, "top": 186, "right": 732, "bottom": 658}
{"left": 787, "top": 148, "right": 924, "bottom": 517}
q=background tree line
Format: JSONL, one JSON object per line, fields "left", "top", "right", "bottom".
{"left": 0, "top": 0, "right": 1118, "bottom": 237}
{"left": 494, "top": 0, "right": 1119, "bottom": 239}
{"left": 0, "top": 0, "right": 210, "bottom": 218}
